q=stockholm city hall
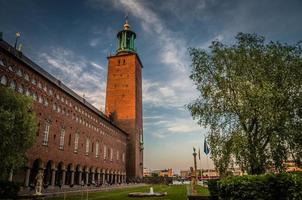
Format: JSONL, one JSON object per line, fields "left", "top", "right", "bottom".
{"left": 0, "top": 19, "right": 144, "bottom": 189}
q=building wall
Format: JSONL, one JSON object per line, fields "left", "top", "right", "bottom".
{"left": 105, "top": 53, "right": 143, "bottom": 178}
{"left": 0, "top": 40, "right": 128, "bottom": 187}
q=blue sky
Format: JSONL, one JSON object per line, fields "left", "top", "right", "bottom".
{"left": 1, "top": 0, "right": 302, "bottom": 172}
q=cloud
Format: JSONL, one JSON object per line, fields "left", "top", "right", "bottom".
{"left": 38, "top": 47, "right": 107, "bottom": 110}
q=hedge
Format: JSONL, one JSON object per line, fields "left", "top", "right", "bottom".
{"left": 0, "top": 180, "right": 20, "bottom": 199}
{"left": 208, "top": 173, "right": 302, "bottom": 200}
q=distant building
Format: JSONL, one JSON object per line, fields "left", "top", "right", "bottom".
{"left": 159, "top": 168, "right": 173, "bottom": 177}
{"left": 151, "top": 169, "right": 173, "bottom": 177}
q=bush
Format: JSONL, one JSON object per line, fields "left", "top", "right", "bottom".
{"left": 208, "top": 173, "right": 302, "bottom": 200}
{"left": 0, "top": 180, "right": 20, "bottom": 199}
{"left": 207, "top": 179, "right": 219, "bottom": 200}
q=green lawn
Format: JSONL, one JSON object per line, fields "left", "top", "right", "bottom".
{"left": 47, "top": 184, "right": 209, "bottom": 200}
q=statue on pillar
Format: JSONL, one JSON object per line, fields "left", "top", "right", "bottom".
{"left": 191, "top": 147, "right": 198, "bottom": 194}
{"left": 34, "top": 170, "right": 44, "bottom": 195}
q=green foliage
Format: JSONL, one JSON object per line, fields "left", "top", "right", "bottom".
{"left": 188, "top": 33, "right": 302, "bottom": 175}
{"left": 0, "top": 86, "right": 37, "bottom": 179}
{"left": 209, "top": 173, "right": 302, "bottom": 200}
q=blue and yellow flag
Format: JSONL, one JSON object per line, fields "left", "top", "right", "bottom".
{"left": 204, "top": 139, "right": 210, "bottom": 155}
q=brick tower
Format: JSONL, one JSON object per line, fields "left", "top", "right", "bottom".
{"left": 105, "top": 19, "right": 143, "bottom": 179}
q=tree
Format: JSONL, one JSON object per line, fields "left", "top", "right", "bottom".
{"left": 187, "top": 33, "right": 302, "bottom": 175}
{"left": 0, "top": 86, "right": 38, "bottom": 180}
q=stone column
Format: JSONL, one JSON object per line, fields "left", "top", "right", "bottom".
{"left": 78, "top": 171, "right": 82, "bottom": 185}
{"left": 118, "top": 175, "right": 121, "bottom": 184}
{"left": 102, "top": 173, "right": 105, "bottom": 185}
{"left": 70, "top": 170, "right": 75, "bottom": 185}
{"left": 51, "top": 169, "right": 56, "bottom": 186}
{"left": 85, "top": 172, "right": 89, "bottom": 185}
{"left": 97, "top": 173, "right": 100, "bottom": 184}
{"left": 113, "top": 174, "right": 116, "bottom": 184}
{"left": 92, "top": 172, "right": 95, "bottom": 183}
{"left": 25, "top": 168, "right": 31, "bottom": 187}
{"left": 62, "top": 170, "right": 66, "bottom": 186}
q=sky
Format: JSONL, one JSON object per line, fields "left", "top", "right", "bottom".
{"left": 1, "top": 0, "right": 302, "bottom": 173}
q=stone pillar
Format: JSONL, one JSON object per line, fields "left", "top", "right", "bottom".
{"left": 71, "top": 171, "right": 75, "bottom": 185}
{"left": 97, "top": 173, "right": 100, "bottom": 184}
{"left": 92, "top": 172, "right": 95, "bottom": 183}
{"left": 113, "top": 174, "right": 116, "bottom": 184}
{"left": 118, "top": 175, "right": 121, "bottom": 184}
{"left": 85, "top": 172, "right": 89, "bottom": 185}
{"left": 51, "top": 169, "right": 56, "bottom": 186}
{"left": 62, "top": 170, "right": 66, "bottom": 186}
{"left": 25, "top": 168, "right": 31, "bottom": 187}
{"left": 78, "top": 171, "right": 82, "bottom": 185}
{"left": 102, "top": 173, "right": 105, "bottom": 184}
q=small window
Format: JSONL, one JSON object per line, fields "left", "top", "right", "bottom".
{"left": 16, "top": 69, "right": 22, "bottom": 77}
{"left": 43, "top": 85, "right": 47, "bottom": 92}
{"left": 24, "top": 74, "right": 29, "bottom": 81}
{"left": 25, "top": 89, "right": 31, "bottom": 96}
{"left": 37, "top": 82, "right": 42, "bottom": 88}
{"left": 95, "top": 142, "right": 99, "bottom": 158}
{"left": 44, "top": 99, "right": 48, "bottom": 107}
{"left": 0, "top": 75, "right": 7, "bottom": 85}
{"left": 0, "top": 58, "right": 5, "bottom": 67}
{"left": 31, "top": 78, "right": 36, "bottom": 85}
{"left": 49, "top": 89, "right": 53, "bottom": 95}
{"left": 52, "top": 104, "right": 57, "bottom": 111}
{"left": 8, "top": 66, "right": 14, "bottom": 72}
{"left": 9, "top": 80, "right": 16, "bottom": 90}
{"left": 38, "top": 96, "right": 43, "bottom": 104}
{"left": 32, "top": 93, "right": 37, "bottom": 101}
{"left": 17, "top": 84, "right": 24, "bottom": 93}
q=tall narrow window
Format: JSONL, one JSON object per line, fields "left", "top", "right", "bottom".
{"left": 42, "top": 123, "right": 50, "bottom": 145}
{"left": 122, "top": 152, "right": 125, "bottom": 163}
{"left": 117, "top": 151, "right": 119, "bottom": 161}
{"left": 74, "top": 132, "right": 79, "bottom": 153}
{"left": 103, "top": 145, "right": 107, "bottom": 159}
{"left": 95, "top": 142, "right": 99, "bottom": 158}
{"left": 59, "top": 128, "right": 65, "bottom": 150}
{"left": 110, "top": 148, "right": 113, "bottom": 161}
{"left": 85, "top": 138, "right": 90, "bottom": 156}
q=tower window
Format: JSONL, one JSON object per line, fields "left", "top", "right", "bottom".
{"left": 85, "top": 138, "right": 90, "bottom": 155}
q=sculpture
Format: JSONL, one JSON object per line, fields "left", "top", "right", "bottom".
{"left": 34, "top": 171, "right": 44, "bottom": 195}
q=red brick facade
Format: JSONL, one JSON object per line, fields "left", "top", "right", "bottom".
{"left": 0, "top": 35, "right": 139, "bottom": 188}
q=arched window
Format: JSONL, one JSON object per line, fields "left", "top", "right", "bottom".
{"left": 52, "top": 103, "right": 57, "bottom": 111}
{"left": 9, "top": 80, "right": 16, "bottom": 90}
{"left": 59, "top": 128, "right": 65, "bottom": 150}
{"left": 43, "top": 85, "right": 47, "bottom": 92}
{"left": 31, "top": 78, "right": 36, "bottom": 85}
{"left": 85, "top": 138, "right": 90, "bottom": 156}
{"left": 0, "top": 75, "right": 7, "bottom": 85}
{"left": 8, "top": 66, "right": 14, "bottom": 72}
{"left": 74, "top": 132, "right": 79, "bottom": 153}
{"left": 110, "top": 148, "right": 113, "bottom": 161}
{"left": 18, "top": 84, "right": 24, "bottom": 93}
